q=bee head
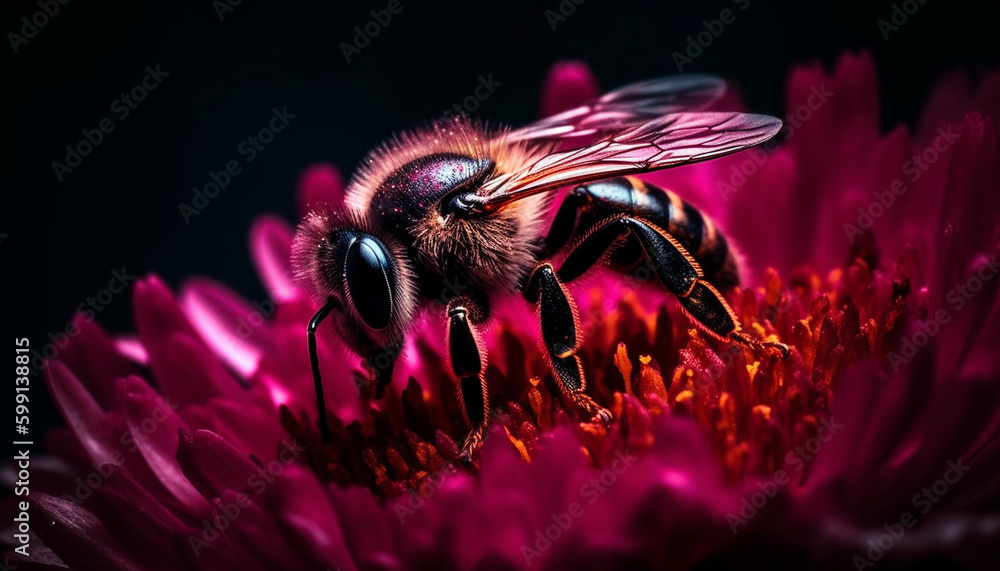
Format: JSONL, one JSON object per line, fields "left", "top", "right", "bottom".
{"left": 291, "top": 209, "right": 417, "bottom": 363}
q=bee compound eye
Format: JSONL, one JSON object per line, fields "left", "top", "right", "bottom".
{"left": 344, "top": 236, "right": 395, "bottom": 330}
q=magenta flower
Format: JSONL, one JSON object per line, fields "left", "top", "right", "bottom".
{"left": 10, "top": 53, "right": 1000, "bottom": 570}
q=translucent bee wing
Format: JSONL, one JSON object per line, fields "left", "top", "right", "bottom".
{"left": 472, "top": 112, "right": 781, "bottom": 211}
{"left": 508, "top": 75, "right": 726, "bottom": 143}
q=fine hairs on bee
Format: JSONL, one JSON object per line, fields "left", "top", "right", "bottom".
{"left": 345, "top": 116, "right": 556, "bottom": 292}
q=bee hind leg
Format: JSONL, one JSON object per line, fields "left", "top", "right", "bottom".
{"left": 555, "top": 215, "right": 789, "bottom": 361}
{"left": 524, "top": 263, "right": 612, "bottom": 427}
{"left": 446, "top": 297, "right": 491, "bottom": 461}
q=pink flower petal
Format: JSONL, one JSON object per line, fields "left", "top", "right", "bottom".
{"left": 143, "top": 333, "right": 243, "bottom": 406}
{"left": 969, "top": 71, "right": 1000, "bottom": 125}
{"left": 248, "top": 214, "right": 300, "bottom": 303}
{"left": 181, "top": 277, "right": 275, "bottom": 379}
{"left": 176, "top": 429, "right": 261, "bottom": 500}
{"left": 936, "top": 115, "right": 1000, "bottom": 279}
{"left": 204, "top": 397, "right": 287, "bottom": 461}
{"left": 133, "top": 274, "right": 203, "bottom": 343}
{"left": 44, "top": 361, "right": 124, "bottom": 466}
{"left": 296, "top": 162, "right": 346, "bottom": 217}
{"left": 114, "top": 336, "right": 149, "bottom": 366}
{"left": 784, "top": 52, "right": 881, "bottom": 270}
{"left": 917, "top": 70, "right": 971, "bottom": 141}
{"left": 94, "top": 465, "right": 201, "bottom": 569}
{"left": 328, "top": 485, "right": 402, "bottom": 570}
{"left": 215, "top": 490, "right": 320, "bottom": 569}
{"left": 57, "top": 314, "right": 144, "bottom": 409}
{"left": 539, "top": 60, "right": 600, "bottom": 117}
{"left": 271, "top": 466, "right": 359, "bottom": 571}
{"left": 120, "top": 377, "right": 208, "bottom": 513}
{"left": 33, "top": 494, "right": 148, "bottom": 571}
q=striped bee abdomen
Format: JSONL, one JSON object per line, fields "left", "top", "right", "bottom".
{"left": 574, "top": 176, "right": 740, "bottom": 288}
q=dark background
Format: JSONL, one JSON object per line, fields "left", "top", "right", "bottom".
{"left": 2, "top": 0, "right": 997, "bottom": 432}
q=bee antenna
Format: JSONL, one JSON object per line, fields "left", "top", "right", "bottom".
{"left": 308, "top": 297, "right": 338, "bottom": 446}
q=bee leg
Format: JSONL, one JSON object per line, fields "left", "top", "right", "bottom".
{"left": 557, "top": 216, "right": 789, "bottom": 360}
{"left": 446, "top": 298, "right": 490, "bottom": 461}
{"left": 525, "top": 263, "right": 612, "bottom": 426}
{"left": 676, "top": 282, "right": 789, "bottom": 360}
{"left": 364, "top": 342, "right": 402, "bottom": 400}
{"left": 540, "top": 186, "right": 589, "bottom": 258}
{"left": 308, "top": 297, "right": 338, "bottom": 446}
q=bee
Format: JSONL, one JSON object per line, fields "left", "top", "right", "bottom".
{"left": 291, "top": 74, "right": 790, "bottom": 460}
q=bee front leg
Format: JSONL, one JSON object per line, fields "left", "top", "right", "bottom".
{"left": 525, "top": 263, "right": 612, "bottom": 426}
{"left": 446, "top": 297, "right": 490, "bottom": 461}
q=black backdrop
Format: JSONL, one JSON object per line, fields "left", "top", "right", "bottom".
{"left": 2, "top": 0, "right": 997, "bottom": 432}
